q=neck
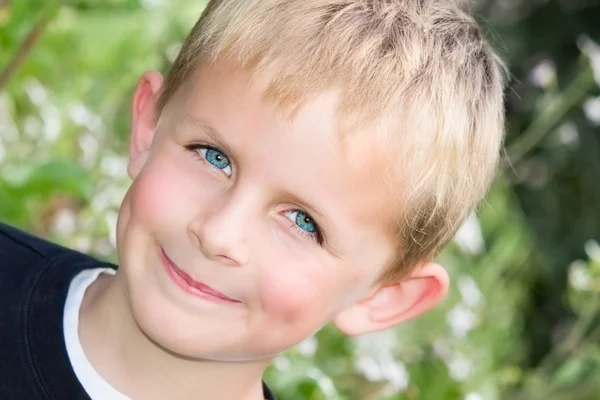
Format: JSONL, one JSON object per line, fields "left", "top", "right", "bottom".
{"left": 78, "top": 271, "right": 270, "bottom": 400}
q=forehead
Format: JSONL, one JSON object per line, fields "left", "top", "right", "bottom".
{"left": 168, "top": 62, "right": 399, "bottom": 239}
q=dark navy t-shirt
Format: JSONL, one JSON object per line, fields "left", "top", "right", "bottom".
{"left": 0, "top": 222, "right": 275, "bottom": 400}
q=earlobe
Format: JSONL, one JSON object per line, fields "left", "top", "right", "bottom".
{"left": 333, "top": 263, "right": 449, "bottom": 336}
{"left": 128, "top": 70, "right": 164, "bottom": 179}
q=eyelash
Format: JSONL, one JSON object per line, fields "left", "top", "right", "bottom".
{"left": 291, "top": 222, "right": 324, "bottom": 246}
{"left": 184, "top": 143, "right": 232, "bottom": 177}
{"left": 183, "top": 143, "right": 324, "bottom": 247}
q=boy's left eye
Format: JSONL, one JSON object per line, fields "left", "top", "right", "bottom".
{"left": 284, "top": 210, "right": 324, "bottom": 245}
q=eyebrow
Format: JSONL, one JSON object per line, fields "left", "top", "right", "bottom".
{"left": 183, "top": 115, "right": 328, "bottom": 222}
{"left": 183, "top": 115, "right": 226, "bottom": 144}
{"left": 277, "top": 190, "right": 327, "bottom": 221}
{"left": 182, "top": 115, "right": 241, "bottom": 162}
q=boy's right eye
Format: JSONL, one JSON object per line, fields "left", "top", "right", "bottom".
{"left": 185, "top": 144, "right": 232, "bottom": 177}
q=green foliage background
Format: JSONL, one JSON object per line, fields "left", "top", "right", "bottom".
{"left": 2, "top": 0, "right": 600, "bottom": 399}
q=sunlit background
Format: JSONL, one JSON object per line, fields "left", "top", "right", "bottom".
{"left": 1, "top": 0, "right": 600, "bottom": 399}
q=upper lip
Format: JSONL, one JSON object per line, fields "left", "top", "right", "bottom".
{"left": 160, "top": 248, "right": 240, "bottom": 303}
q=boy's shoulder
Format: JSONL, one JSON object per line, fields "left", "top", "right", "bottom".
{"left": 0, "top": 221, "right": 77, "bottom": 262}
{"left": 0, "top": 221, "right": 109, "bottom": 277}
{"left": 0, "top": 221, "right": 111, "bottom": 400}
{"left": 0, "top": 220, "right": 113, "bottom": 310}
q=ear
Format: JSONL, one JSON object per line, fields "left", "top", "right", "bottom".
{"left": 333, "top": 262, "right": 449, "bottom": 336}
{"left": 128, "top": 70, "right": 164, "bottom": 179}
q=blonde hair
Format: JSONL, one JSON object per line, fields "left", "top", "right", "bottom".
{"left": 158, "top": 0, "right": 506, "bottom": 280}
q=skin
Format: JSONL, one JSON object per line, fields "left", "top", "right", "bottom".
{"left": 78, "top": 62, "right": 449, "bottom": 400}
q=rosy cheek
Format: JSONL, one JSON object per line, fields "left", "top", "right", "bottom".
{"left": 258, "top": 270, "right": 328, "bottom": 324}
{"left": 129, "top": 162, "right": 187, "bottom": 224}
{"left": 130, "top": 175, "right": 165, "bottom": 221}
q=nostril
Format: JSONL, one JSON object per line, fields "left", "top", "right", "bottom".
{"left": 215, "top": 254, "right": 239, "bottom": 266}
{"left": 187, "top": 221, "right": 246, "bottom": 266}
{"left": 187, "top": 224, "right": 203, "bottom": 250}
{"left": 186, "top": 200, "right": 251, "bottom": 267}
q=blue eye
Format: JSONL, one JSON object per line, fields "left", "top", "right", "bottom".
{"left": 203, "top": 148, "right": 229, "bottom": 169}
{"left": 295, "top": 211, "right": 316, "bottom": 233}
{"left": 283, "top": 210, "right": 323, "bottom": 245}
{"left": 195, "top": 146, "right": 232, "bottom": 177}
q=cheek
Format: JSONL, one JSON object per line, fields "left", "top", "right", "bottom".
{"left": 130, "top": 174, "right": 166, "bottom": 223}
{"left": 128, "top": 160, "right": 191, "bottom": 226}
{"left": 257, "top": 265, "right": 336, "bottom": 324}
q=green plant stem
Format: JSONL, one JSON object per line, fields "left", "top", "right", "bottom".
{"left": 0, "top": 4, "right": 58, "bottom": 91}
{"left": 524, "top": 293, "right": 600, "bottom": 399}
{"left": 504, "top": 65, "right": 595, "bottom": 168}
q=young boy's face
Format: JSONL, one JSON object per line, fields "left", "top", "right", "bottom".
{"left": 115, "top": 62, "right": 441, "bottom": 363}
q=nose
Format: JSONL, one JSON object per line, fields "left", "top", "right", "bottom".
{"left": 187, "top": 189, "right": 252, "bottom": 267}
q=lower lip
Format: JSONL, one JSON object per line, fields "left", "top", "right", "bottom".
{"left": 158, "top": 248, "right": 239, "bottom": 305}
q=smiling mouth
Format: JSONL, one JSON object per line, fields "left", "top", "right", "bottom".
{"left": 158, "top": 247, "right": 240, "bottom": 304}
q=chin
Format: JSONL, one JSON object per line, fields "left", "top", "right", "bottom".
{"left": 119, "top": 270, "right": 245, "bottom": 361}
{"left": 129, "top": 292, "right": 295, "bottom": 362}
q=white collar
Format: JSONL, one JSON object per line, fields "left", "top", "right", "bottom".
{"left": 63, "top": 267, "right": 131, "bottom": 400}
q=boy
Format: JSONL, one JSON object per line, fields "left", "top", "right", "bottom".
{"left": 0, "top": 0, "right": 505, "bottom": 399}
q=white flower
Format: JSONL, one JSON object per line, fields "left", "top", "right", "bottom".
{"left": 306, "top": 367, "right": 338, "bottom": 397}
{"left": 465, "top": 392, "right": 484, "bottom": 400}
{"left": 23, "top": 116, "right": 41, "bottom": 138}
{"left": 453, "top": 213, "right": 485, "bottom": 255}
{"left": 448, "top": 355, "right": 472, "bottom": 381}
{"left": 457, "top": 275, "right": 484, "bottom": 308}
{"left": 432, "top": 339, "right": 452, "bottom": 362}
{"left": 355, "top": 356, "right": 409, "bottom": 391}
{"left": 100, "top": 153, "right": 128, "bottom": 179}
{"left": 295, "top": 335, "right": 318, "bottom": 356}
{"left": 354, "top": 332, "right": 410, "bottom": 391}
{"left": 272, "top": 354, "right": 291, "bottom": 371}
{"left": 166, "top": 42, "right": 183, "bottom": 63}
{"left": 142, "top": 0, "right": 163, "bottom": 8}
{"left": 529, "top": 59, "right": 556, "bottom": 88}
{"left": 447, "top": 305, "right": 478, "bottom": 338}
{"left": 584, "top": 239, "right": 600, "bottom": 261}
{"left": 24, "top": 78, "right": 48, "bottom": 106}
{"left": 557, "top": 121, "right": 579, "bottom": 146}
{"left": 353, "top": 330, "right": 397, "bottom": 357}
{"left": 568, "top": 260, "right": 592, "bottom": 291}
{"left": 40, "top": 104, "right": 62, "bottom": 142}
{"left": 355, "top": 356, "right": 383, "bottom": 381}
{"left": 79, "top": 131, "right": 100, "bottom": 167}
{"left": 69, "top": 103, "right": 102, "bottom": 131}
{"left": 380, "top": 358, "right": 409, "bottom": 390}
{"left": 583, "top": 97, "right": 600, "bottom": 126}
{"left": 53, "top": 209, "right": 76, "bottom": 236}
